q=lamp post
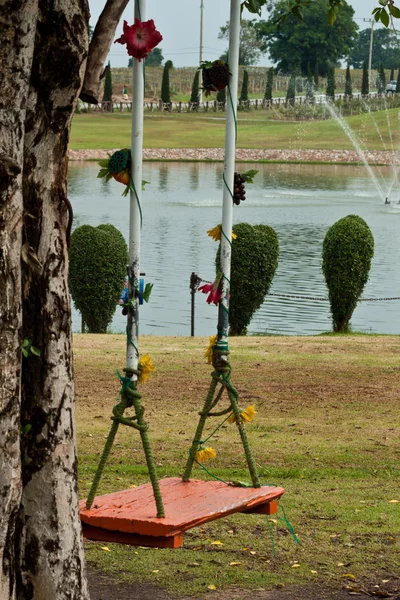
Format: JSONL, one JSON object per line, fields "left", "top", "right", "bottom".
{"left": 364, "top": 18, "right": 374, "bottom": 94}
{"left": 199, "top": 0, "right": 204, "bottom": 104}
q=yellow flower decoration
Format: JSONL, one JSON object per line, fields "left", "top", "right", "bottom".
{"left": 207, "top": 224, "right": 237, "bottom": 242}
{"left": 138, "top": 353, "right": 155, "bottom": 384}
{"left": 204, "top": 334, "right": 218, "bottom": 364}
{"left": 195, "top": 447, "right": 217, "bottom": 463}
{"left": 227, "top": 404, "right": 256, "bottom": 425}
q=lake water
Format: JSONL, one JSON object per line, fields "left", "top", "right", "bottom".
{"left": 68, "top": 161, "right": 400, "bottom": 336}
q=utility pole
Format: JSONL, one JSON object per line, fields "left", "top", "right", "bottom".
{"left": 364, "top": 18, "right": 374, "bottom": 94}
{"left": 199, "top": 0, "right": 204, "bottom": 104}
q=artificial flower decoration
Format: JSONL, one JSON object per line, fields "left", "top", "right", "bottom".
{"left": 138, "top": 353, "right": 155, "bottom": 384}
{"left": 207, "top": 224, "right": 237, "bottom": 242}
{"left": 195, "top": 446, "right": 217, "bottom": 463}
{"left": 204, "top": 334, "right": 218, "bottom": 364}
{"left": 98, "top": 149, "right": 132, "bottom": 197}
{"left": 200, "top": 60, "right": 230, "bottom": 96}
{"left": 198, "top": 273, "right": 223, "bottom": 306}
{"left": 115, "top": 19, "right": 162, "bottom": 62}
{"left": 227, "top": 404, "right": 256, "bottom": 425}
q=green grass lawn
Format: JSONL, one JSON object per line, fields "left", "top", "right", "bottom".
{"left": 76, "top": 334, "right": 400, "bottom": 598}
{"left": 70, "top": 108, "right": 400, "bottom": 152}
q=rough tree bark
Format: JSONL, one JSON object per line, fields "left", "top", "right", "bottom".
{"left": 0, "top": 0, "right": 132, "bottom": 597}
{"left": 0, "top": 1, "right": 37, "bottom": 597}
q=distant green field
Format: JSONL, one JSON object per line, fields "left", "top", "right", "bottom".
{"left": 70, "top": 109, "right": 400, "bottom": 152}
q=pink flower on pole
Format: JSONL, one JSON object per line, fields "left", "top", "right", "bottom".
{"left": 198, "top": 277, "right": 223, "bottom": 306}
{"left": 115, "top": 19, "right": 162, "bottom": 62}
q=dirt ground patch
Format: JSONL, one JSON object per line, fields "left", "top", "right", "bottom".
{"left": 87, "top": 567, "right": 400, "bottom": 600}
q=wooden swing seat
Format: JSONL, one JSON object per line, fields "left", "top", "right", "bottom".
{"left": 80, "top": 477, "right": 285, "bottom": 548}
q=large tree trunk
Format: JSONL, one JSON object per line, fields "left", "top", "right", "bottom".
{"left": 1, "top": 0, "right": 90, "bottom": 598}
{"left": 1, "top": 0, "right": 128, "bottom": 595}
{"left": 15, "top": 2, "right": 90, "bottom": 598}
{"left": 0, "top": 1, "right": 38, "bottom": 597}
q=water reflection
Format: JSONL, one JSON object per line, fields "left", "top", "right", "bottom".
{"left": 158, "top": 164, "right": 169, "bottom": 191}
{"left": 68, "top": 161, "right": 400, "bottom": 336}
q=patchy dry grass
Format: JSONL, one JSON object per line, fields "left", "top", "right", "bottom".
{"left": 75, "top": 334, "right": 400, "bottom": 597}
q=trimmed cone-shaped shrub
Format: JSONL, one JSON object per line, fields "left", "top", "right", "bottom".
{"left": 161, "top": 60, "right": 173, "bottom": 104}
{"left": 216, "top": 86, "right": 226, "bottom": 104}
{"left": 396, "top": 65, "right": 400, "bottom": 93}
{"left": 322, "top": 215, "right": 374, "bottom": 333}
{"left": 239, "top": 69, "right": 249, "bottom": 102}
{"left": 69, "top": 224, "right": 128, "bottom": 333}
{"left": 216, "top": 223, "right": 279, "bottom": 336}
{"left": 361, "top": 61, "right": 369, "bottom": 96}
{"left": 264, "top": 67, "right": 274, "bottom": 102}
{"left": 102, "top": 61, "right": 113, "bottom": 102}
{"left": 190, "top": 70, "right": 200, "bottom": 104}
{"left": 326, "top": 65, "right": 335, "bottom": 100}
{"left": 286, "top": 73, "right": 296, "bottom": 105}
{"left": 344, "top": 65, "right": 352, "bottom": 98}
{"left": 376, "top": 61, "right": 385, "bottom": 95}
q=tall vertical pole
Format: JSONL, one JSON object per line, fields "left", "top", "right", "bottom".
{"left": 127, "top": 0, "right": 146, "bottom": 374}
{"left": 215, "top": 0, "right": 240, "bottom": 355}
{"left": 199, "top": 0, "right": 204, "bottom": 105}
{"left": 364, "top": 18, "right": 374, "bottom": 95}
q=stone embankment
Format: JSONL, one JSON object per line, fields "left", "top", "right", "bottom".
{"left": 68, "top": 148, "right": 398, "bottom": 165}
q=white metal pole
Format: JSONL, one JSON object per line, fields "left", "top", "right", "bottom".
{"left": 216, "top": 0, "right": 240, "bottom": 353}
{"left": 364, "top": 17, "right": 374, "bottom": 95}
{"left": 127, "top": 0, "right": 146, "bottom": 375}
{"left": 199, "top": 0, "right": 204, "bottom": 105}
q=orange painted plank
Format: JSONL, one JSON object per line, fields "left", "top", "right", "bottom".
{"left": 82, "top": 523, "right": 183, "bottom": 548}
{"left": 80, "top": 478, "right": 284, "bottom": 538}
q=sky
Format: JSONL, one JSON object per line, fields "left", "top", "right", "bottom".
{"left": 88, "top": 0, "right": 383, "bottom": 68}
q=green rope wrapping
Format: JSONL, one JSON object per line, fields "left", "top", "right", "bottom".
{"left": 85, "top": 371, "right": 165, "bottom": 517}
{"left": 86, "top": 419, "right": 120, "bottom": 510}
{"left": 85, "top": 373, "right": 135, "bottom": 510}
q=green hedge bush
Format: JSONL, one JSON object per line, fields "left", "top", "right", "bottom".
{"left": 216, "top": 222, "right": 279, "bottom": 336}
{"left": 69, "top": 224, "right": 128, "bottom": 333}
{"left": 322, "top": 215, "right": 374, "bottom": 333}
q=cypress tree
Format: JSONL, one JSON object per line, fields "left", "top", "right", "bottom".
{"left": 344, "top": 65, "right": 352, "bottom": 98}
{"left": 376, "top": 62, "right": 385, "bottom": 94}
{"left": 190, "top": 70, "right": 200, "bottom": 104}
{"left": 286, "top": 73, "right": 296, "bottom": 106}
{"left": 326, "top": 65, "right": 335, "bottom": 101}
{"left": 264, "top": 67, "right": 274, "bottom": 102}
{"left": 239, "top": 69, "right": 249, "bottom": 102}
{"left": 361, "top": 61, "right": 369, "bottom": 96}
{"left": 102, "top": 61, "right": 113, "bottom": 103}
{"left": 161, "top": 60, "right": 173, "bottom": 104}
{"left": 216, "top": 87, "right": 226, "bottom": 104}
{"left": 396, "top": 64, "right": 400, "bottom": 93}
{"left": 314, "top": 60, "right": 319, "bottom": 90}
{"left": 305, "top": 62, "right": 315, "bottom": 103}
{"left": 390, "top": 66, "right": 395, "bottom": 81}
{"left": 295, "top": 68, "right": 303, "bottom": 93}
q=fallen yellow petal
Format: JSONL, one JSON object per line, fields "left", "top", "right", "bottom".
{"left": 211, "top": 540, "right": 223, "bottom": 546}
{"left": 100, "top": 546, "right": 110, "bottom": 552}
{"left": 343, "top": 574, "right": 356, "bottom": 579}
{"left": 152, "top": 569, "right": 159, "bottom": 573}
{"left": 291, "top": 564, "right": 301, "bottom": 568}
{"left": 337, "top": 563, "right": 345, "bottom": 567}
{"left": 230, "top": 562, "right": 242, "bottom": 566}
{"left": 207, "top": 584, "right": 217, "bottom": 590}
{"left": 311, "top": 570, "right": 317, "bottom": 574}
{"left": 389, "top": 499, "right": 399, "bottom": 503}
{"left": 250, "top": 551, "right": 257, "bottom": 555}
